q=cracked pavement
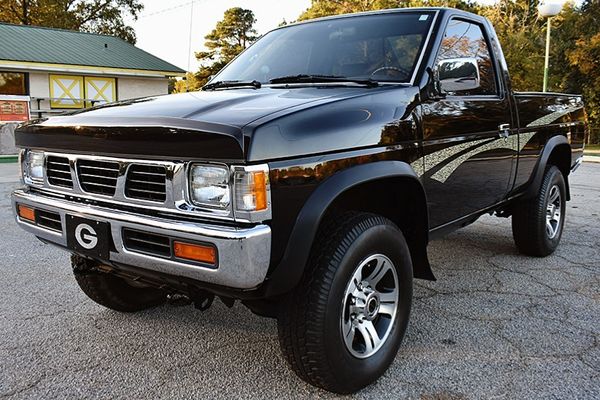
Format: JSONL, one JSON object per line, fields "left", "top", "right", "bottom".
{"left": 0, "top": 162, "right": 598, "bottom": 399}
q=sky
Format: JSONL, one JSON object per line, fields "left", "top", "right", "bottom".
{"left": 130, "top": 0, "right": 569, "bottom": 73}
{"left": 131, "top": 0, "right": 312, "bottom": 72}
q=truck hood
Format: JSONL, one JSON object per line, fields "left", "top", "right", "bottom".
{"left": 64, "top": 89, "right": 362, "bottom": 126}
{"left": 15, "top": 86, "right": 416, "bottom": 161}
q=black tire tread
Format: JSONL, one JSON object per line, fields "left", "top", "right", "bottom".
{"left": 512, "top": 165, "right": 564, "bottom": 256}
{"left": 277, "top": 212, "right": 398, "bottom": 393}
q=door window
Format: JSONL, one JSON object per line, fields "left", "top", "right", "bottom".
{"left": 436, "top": 19, "right": 497, "bottom": 96}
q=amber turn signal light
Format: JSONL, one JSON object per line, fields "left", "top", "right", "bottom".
{"left": 252, "top": 171, "right": 267, "bottom": 211}
{"left": 17, "top": 204, "right": 35, "bottom": 222}
{"left": 173, "top": 241, "right": 217, "bottom": 265}
{"left": 234, "top": 170, "right": 268, "bottom": 212}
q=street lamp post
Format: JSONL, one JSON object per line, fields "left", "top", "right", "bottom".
{"left": 543, "top": 16, "right": 552, "bottom": 92}
{"left": 538, "top": 1, "right": 563, "bottom": 92}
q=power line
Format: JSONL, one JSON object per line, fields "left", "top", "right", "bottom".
{"left": 138, "top": 0, "right": 196, "bottom": 19}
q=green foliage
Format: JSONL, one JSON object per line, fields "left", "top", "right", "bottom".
{"left": 297, "top": 0, "right": 600, "bottom": 142}
{"left": 298, "top": 0, "right": 399, "bottom": 20}
{"left": 0, "top": 0, "right": 143, "bottom": 44}
{"left": 480, "top": 1, "right": 598, "bottom": 101}
{"left": 185, "top": 7, "right": 257, "bottom": 91}
{"left": 196, "top": 7, "right": 257, "bottom": 64}
{"left": 480, "top": 0, "right": 546, "bottom": 91}
{"left": 298, "top": 0, "right": 477, "bottom": 20}
{"left": 173, "top": 72, "right": 202, "bottom": 93}
{"left": 559, "top": 0, "right": 600, "bottom": 143}
{"left": 185, "top": 0, "right": 598, "bottom": 142}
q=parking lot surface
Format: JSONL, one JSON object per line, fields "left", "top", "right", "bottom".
{"left": 1, "top": 162, "right": 599, "bottom": 399}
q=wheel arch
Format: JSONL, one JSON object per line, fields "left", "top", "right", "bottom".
{"left": 524, "top": 135, "right": 572, "bottom": 200}
{"left": 264, "top": 160, "right": 434, "bottom": 297}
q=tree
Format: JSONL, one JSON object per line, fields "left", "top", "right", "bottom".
{"left": 197, "top": 7, "right": 257, "bottom": 62}
{"left": 0, "top": 0, "right": 143, "bottom": 44}
{"left": 483, "top": 0, "right": 600, "bottom": 142}
{"left": 298, "top": 0, "right": 399, "bottom": 20}
{"left": 179, "top": 7, "right": 257, "bottom": 91}
{"left": 298, "top": 0, "right": 478, "bottom": 20}
{"left": 296, "top": 0, "right": 600, "bottom": 142}
{"left": 480, "top": 0, "right": 547, "bottom": 91}
{"left": 173, "top": 72, "right": 202, "bottom": 93}
{"left": 561, "top": 0, "right": 600, "bottom": 143}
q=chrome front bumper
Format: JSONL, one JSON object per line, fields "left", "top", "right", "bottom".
{"left": 11, "top": 189, "right": 271, "bottom": 289}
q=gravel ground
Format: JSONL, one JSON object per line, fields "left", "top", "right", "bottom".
{"left": 1, "top": 162, "right": 599, "bottom": 399}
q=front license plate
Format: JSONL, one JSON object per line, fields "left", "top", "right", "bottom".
{"left": 66, "top": 215, "right": 111, "bottom": 259}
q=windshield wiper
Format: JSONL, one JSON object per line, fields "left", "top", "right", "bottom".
{"left": 202, "top": 80, "right": 262, "bottom": 91}
{"left": 269, "top": 74, "right": 379, "bottom": 87}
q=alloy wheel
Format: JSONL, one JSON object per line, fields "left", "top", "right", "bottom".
{"left": 341, "top": 254, "right": 399, "bottom": 359}
{"left": 546, "top": 184, "right": 562, "bottom": 239}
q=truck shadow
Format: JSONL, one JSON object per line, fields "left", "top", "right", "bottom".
{"left": 89, "top": 216, "right": 529, "bottom": 397}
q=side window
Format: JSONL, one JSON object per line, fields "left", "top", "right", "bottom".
{"left": 436, "top": 19, "right": 497, "bottom": 96}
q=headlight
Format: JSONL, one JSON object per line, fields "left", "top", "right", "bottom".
{"left": 25, "top": 150, "right": 44, "bottom": 184}
{"left": 189, "top": 164, "right": 230, "bottom": 208}
{"left": 188, "top": 163, "right": 271, "bottom": 222}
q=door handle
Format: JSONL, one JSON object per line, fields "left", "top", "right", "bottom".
{"left": 498, "top": 123, "right": 510, "bottom": 139}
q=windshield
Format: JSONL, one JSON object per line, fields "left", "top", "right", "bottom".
{"left": 213, "top": 11, "right": 435, "bottom": 85}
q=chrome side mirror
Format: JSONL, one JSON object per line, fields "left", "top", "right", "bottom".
{"left": 436, "top": 57, "right": 480, "bottom": 93}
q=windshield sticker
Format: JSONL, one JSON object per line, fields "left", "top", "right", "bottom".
{"left": 419, "top": 15, "right": 429, "bottom": 21}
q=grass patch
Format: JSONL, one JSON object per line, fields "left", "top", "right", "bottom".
{"left": 0, "top": 155, "right": 18, "bottom": 163}
{"left": 585, "top": 144, "right": 600, "bottom": 151}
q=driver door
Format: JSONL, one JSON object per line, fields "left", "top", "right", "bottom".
{"left": 421, "top": 18, "right": 517, "bottom": 229}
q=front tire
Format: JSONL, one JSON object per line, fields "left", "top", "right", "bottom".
{"left": 277, "top": 212, "right": 413, "bottom": 394}
{"left": 72, "top": 256, "right": 166, "bottom": 312}
{"left": 512, "top": 165, "right": 566, "bottom": 256}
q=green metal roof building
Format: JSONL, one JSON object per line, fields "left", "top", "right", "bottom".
{"left": 0, "top": 22, "right": 185, "bottom": 114}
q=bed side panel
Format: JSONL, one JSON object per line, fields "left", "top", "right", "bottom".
{"left": 512, "top": 92, "right": 585, "bottom": 195}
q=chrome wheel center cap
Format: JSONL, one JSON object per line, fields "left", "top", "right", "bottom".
{"left": 364, "top": 293, "right": 380, "bottom": 320}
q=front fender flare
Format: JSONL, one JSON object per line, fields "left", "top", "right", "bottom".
{"left": 264, "top": 160, "right": 433, "bottom": 297}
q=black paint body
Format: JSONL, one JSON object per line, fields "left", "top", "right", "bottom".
{"left": 15, "top": 8, "right": 587, "bottom": 300}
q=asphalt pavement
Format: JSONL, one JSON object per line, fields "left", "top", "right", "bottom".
{"left": 1, "top": 162, "right": 598, "bottom": 399}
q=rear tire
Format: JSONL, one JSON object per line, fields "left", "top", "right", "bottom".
{"left": 72, "top": 256, "right": 166, "bottom": 312}
{"left": 512, "top": 165, "right": 566, "bottom": 256}
{"left": 277, "top": 212, "right": 413, "bottom": 394}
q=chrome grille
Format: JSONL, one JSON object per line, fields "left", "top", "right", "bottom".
{"left": 125, "top": 164, "right": 167, "bottom": 202}
{"left": 77, "top": 159, "right": 119, "bottom": 196}
{"left": 46, "top": 156, "right": 73, "bottom": 188}
{"left": 32, "top": 152, "right": 240, "bottom": 222}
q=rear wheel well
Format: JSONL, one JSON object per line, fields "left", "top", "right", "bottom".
{"left": 327, "top": 177, "right": 433, "bottom": 280}
{"left": 547, "top": 143, "right": 571, "bottom": 199}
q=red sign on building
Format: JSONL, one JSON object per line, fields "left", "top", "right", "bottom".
{"left": 0, "top": 95, "right": 30, "bottom": 122}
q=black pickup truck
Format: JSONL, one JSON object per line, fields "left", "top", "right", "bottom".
{"left": 12, "top": 7, "right": 586, "bottom": 394}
